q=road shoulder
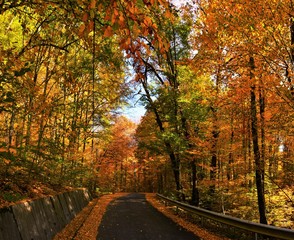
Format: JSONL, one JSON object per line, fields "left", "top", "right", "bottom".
{"left": 145, "top": 193, "right": 230, "bottom": 240}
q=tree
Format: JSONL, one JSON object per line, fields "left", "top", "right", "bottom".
{"left": 129, "top": 5, "right": 195, "bottom": 200}
{"left": 97, "top": 116, "right": 137, "bottom": 192}
{"left": 0, "top": 0, "right": 131, "bottom": 193}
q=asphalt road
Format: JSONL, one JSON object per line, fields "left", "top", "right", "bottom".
{"left": 97, "top": 193, "right": 200, "bottom": 240}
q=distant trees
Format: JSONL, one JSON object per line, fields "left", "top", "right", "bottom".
{"left": 97, "top": 116, "right": 137, "bottom": 192}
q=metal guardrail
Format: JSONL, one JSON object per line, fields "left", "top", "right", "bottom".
{"left": 156, "top": 194, "right": 294, "bottom": 240}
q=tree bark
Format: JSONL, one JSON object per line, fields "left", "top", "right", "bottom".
{"left": 210, "top": 106, "right": 219, "bottom": 195}
{"left": 227, "top": 114, "right": 234, "bottom": 181}
{"left": 249, "top": 56, "right": 267, "bottom": 224}
{"left": 209, "top": 70, "right": 220, "bottom": 196}
{"left": 290, "top": 7, "right": 294, "bottom": 85}
{"left": 191, "top": 160, "right": 199, "bottom": 206}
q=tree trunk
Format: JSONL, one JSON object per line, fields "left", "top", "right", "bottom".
{"left": 227, "top": 114, "right": 234, "bottom": 181}
{"left": 141, "top": 79, "right": 184, "bottom": 200}
{"left": 247, "top": 116, "right": 253, "bottom": 188}
{"left": 7, "top": 109, "right": 15, "bottom": 152}
{"left": 60, "top": 78, "right": 66, "bottom": 183}
{"left": 210, "top": 70, "right": 220, "bottom": 196}
{"left": 210, "top": 107, "right": 219, "bottom": 195}
{"left": 191, "top": 160, "right": 199, "bottom": 206}
{"left": 288, "top": 9, "right": 294, "bottom": 97}
{"left": 249, "top": 56, "right": 267, "bottom": 224}
{"left": 168, "top": 148, "right": 183, "bottom": 198}
{"left": 259, "top": 84, "right": 265, "bottom": 182}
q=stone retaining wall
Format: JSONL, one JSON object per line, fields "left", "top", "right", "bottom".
{"left": 0, "top": 189, "right": 92, "bottom": 240}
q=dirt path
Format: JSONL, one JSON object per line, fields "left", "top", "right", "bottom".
{"left": 97, "top": 193, "right": 200, "bottom": 240}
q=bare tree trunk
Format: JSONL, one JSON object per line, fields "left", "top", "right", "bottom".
{"left": 249, "top": 56, "right": 267, "bottom": 224}
{"left": 191, "top": 160, "right": 199, "bottom": 206}
{"left": 209, "top": 71, "right": 220, "bottom": 197}
{"left": 259, "top": 83, "right": 266, "bottom": 182}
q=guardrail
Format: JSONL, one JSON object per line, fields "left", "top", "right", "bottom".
{"left": 156, "top": 194, "right": 294, "bottom": 240}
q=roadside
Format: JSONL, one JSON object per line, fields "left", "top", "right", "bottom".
{"left": 146, "top": 193, "right": 230, "bottom": 240}
{"left": 0, "top": 178, "right": 74, "bottom": 208}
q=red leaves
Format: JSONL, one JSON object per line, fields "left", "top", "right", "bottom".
{"left": 78, "top": 24, "right": 86, "bottom": 37}
{"left": 82, "top": 12, "right": 88, "bottom": 22}
{"left": 103, "top": 26, "right": 113, "bottom": 37}
{"left": 89, "top": 0, "right": 96, "bottom": 9}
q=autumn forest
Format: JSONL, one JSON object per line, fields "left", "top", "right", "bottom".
{"left": 0, "top": 0, "right": 293, "bottom": 229}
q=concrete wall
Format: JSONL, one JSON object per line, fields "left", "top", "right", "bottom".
{"left": 0, "top": 189, "right": 92, "bottom": 240}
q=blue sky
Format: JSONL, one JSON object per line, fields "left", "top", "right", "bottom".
{"left": 123, "top": 103, "right": 146, "bottom": 123}
{"left": 121, "top": 82, "right": 146, "bottom": 123}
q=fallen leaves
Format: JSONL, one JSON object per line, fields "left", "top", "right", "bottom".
{"left": 53, "top": 193, "right": 128, "bottom": 240}
{"left": 145, "top": 193, "right": 230, "bottom": 240}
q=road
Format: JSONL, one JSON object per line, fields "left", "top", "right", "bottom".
{"left": 97, "top": 193, "right": 200, "bottom": 240}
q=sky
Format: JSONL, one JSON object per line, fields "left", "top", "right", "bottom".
{"left": 122, "top": 82, "right": 146, "bottom": 123}
{"left": 123, "top": 103, "right": 146, "bottom": 123}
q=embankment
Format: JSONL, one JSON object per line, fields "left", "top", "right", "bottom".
{"left": 0, "top": 189, "right": 92, "bottom": 240}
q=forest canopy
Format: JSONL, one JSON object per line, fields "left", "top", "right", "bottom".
{"left": 0, "top": 0, "right": 293, "bottom": 229}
